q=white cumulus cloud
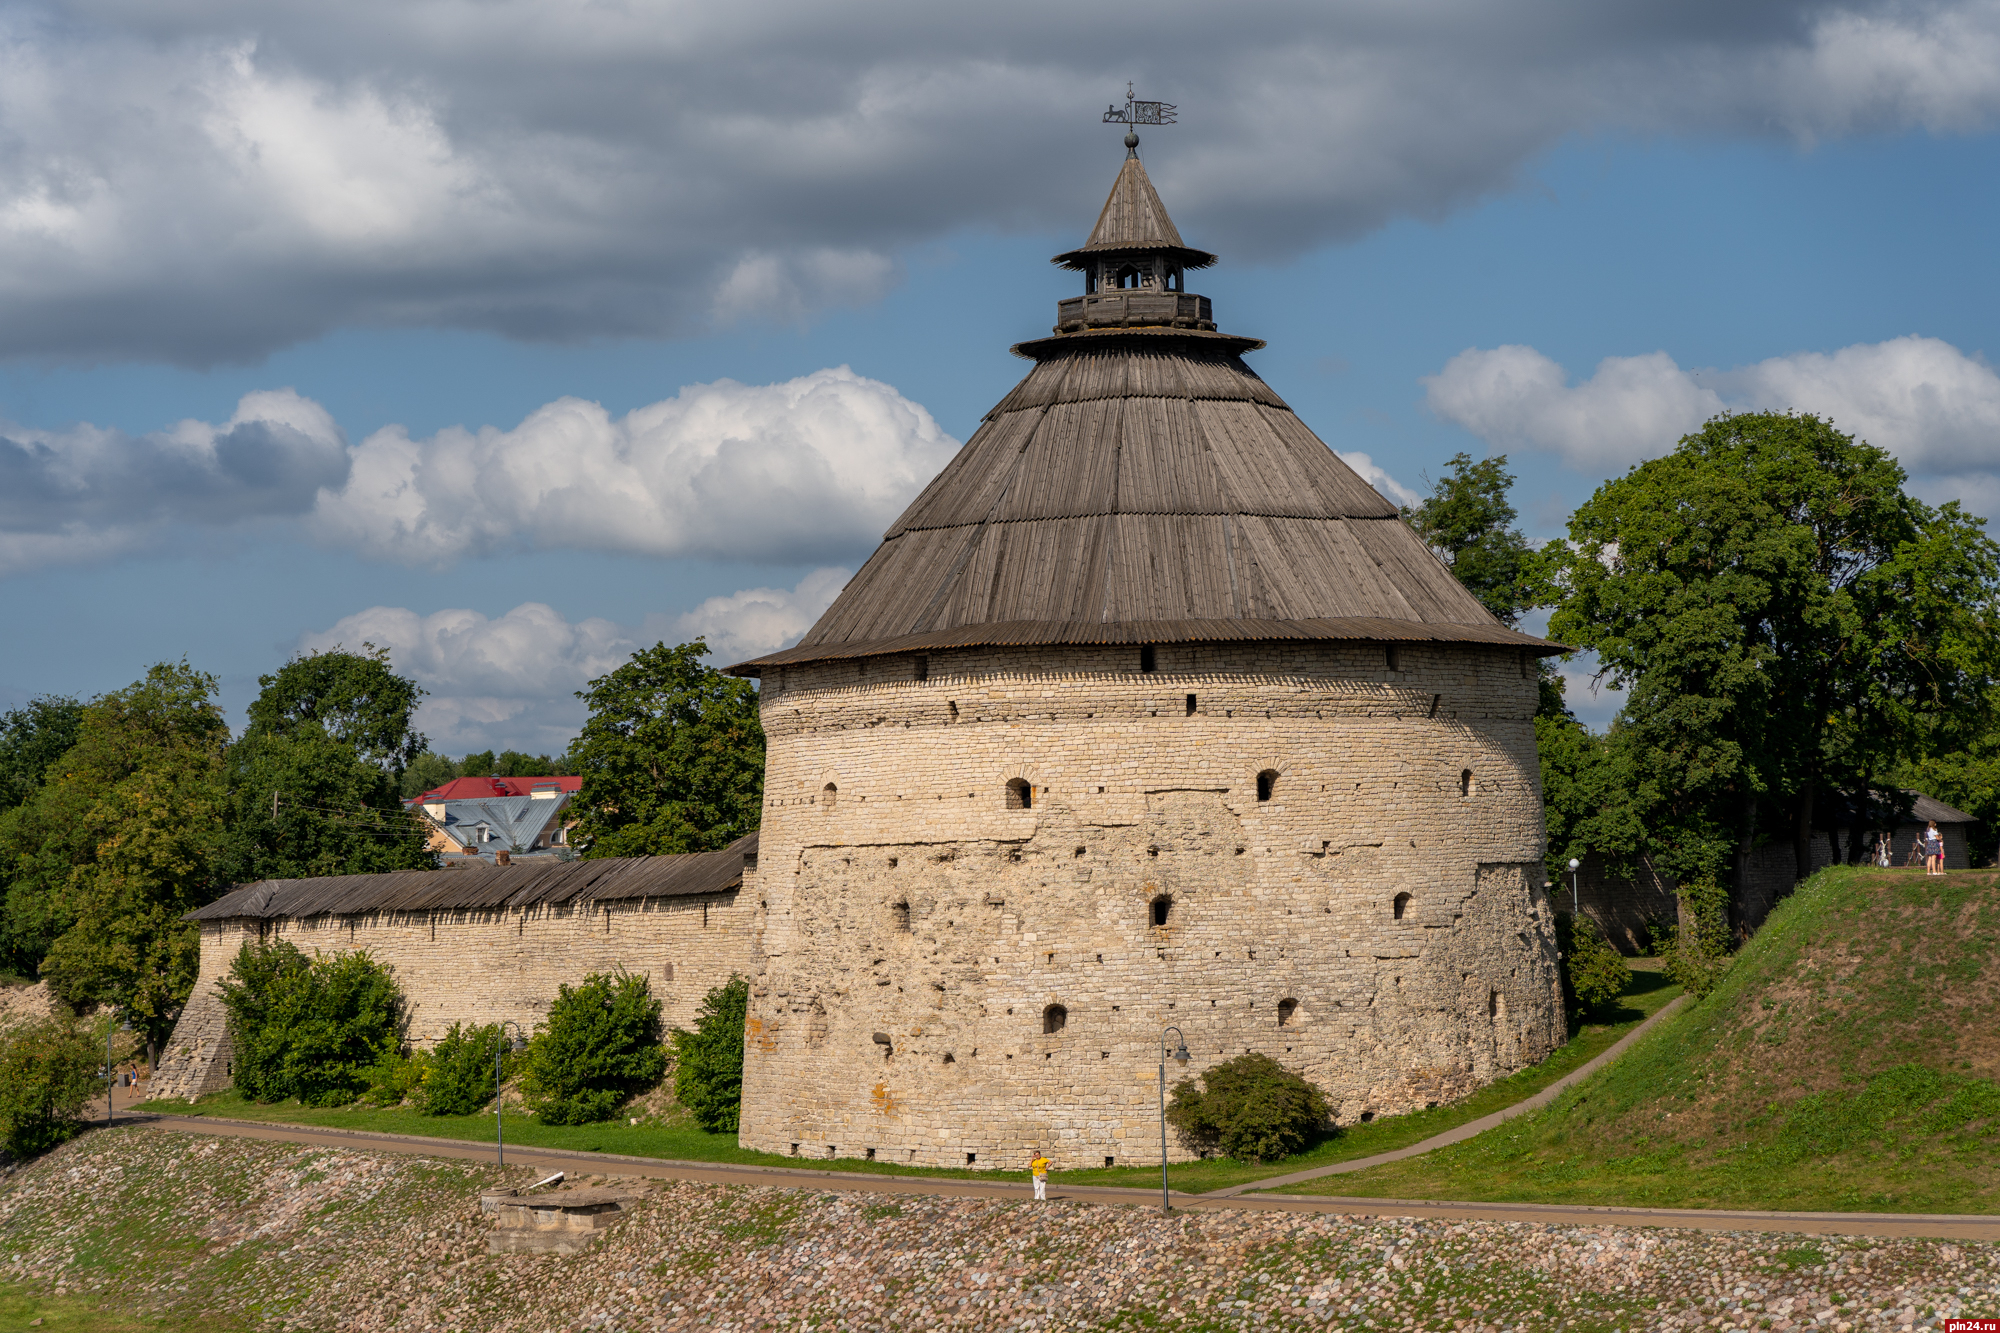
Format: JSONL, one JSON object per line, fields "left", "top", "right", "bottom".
{"left": 5, "top": 1, "right": 2000, "bottom": 361}
{"left": 310, "top": 366, "right": 957, "bottom": 567}
{"left": 0, "top": 387, "right": 348, "bottom": 574}
{"left": 300, "top": 569, "right": 847, "bottom": 753}
{"left": 1334, "top": 450, "right": 1422, "bottom": 508}
{"left": 0, "top": 369, "right": 954, "bottom": 576}
{"left": 1423, "top": 335, "right": 2000, "bottom": 493}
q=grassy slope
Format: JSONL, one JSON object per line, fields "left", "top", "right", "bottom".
{"left": 133, "top": 968, "right": 1679, "bottom": 1195}
{"left": 1288, "top": 866, "right": 2000, "bottom": 1213}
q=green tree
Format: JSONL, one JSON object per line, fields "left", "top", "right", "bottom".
{"left": 670, "top": 975, "right": 748, "bottom": 1132}
{"left": 10, "top": 663, "right": 231, "bottom": 1063}
{"left": 0, "top": 1015, "right": 103, "bottom": 1158}
{"left": 1402, "top": 452, "right": 1537, "bottom": 626}
{"left": 217, "top": 938, "right": 404, "bottom": 1107}
{"left": 416, "top": 1021, "right": 508, "bottom": 1116}
{"left": 224, "top": 646, "right": 434, "bottom": 883}
{"left": 564, "top": 640, "right": 764, "bottom": 857}
{"left": 0, "top": 696, "right": 85, "bottom": 814}
{"left": 521, "top": 972, "right": 668, "bottom": 1125}
{"left": 243, "top": 645, "right": 427, "bottom": 772}
{"left": 400, "top": 751, "right": 460, "bottom": 799}
{"left": 1543, "top": 413, "right": 2000, "bottom": 904}
{"left": 496, "top": 750, "right": 563, "bottom": 777}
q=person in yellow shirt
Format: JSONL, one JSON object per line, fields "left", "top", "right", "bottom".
{"left": 1030, "top": 1152, "right": 1051, "bottom": 1200}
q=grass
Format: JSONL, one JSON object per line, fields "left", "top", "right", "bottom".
{"left": 0, "top": 1280, "right": 245, "bottom": 1332}
{"left": 132, "top": 965, "right": 1679, "bottom": 1196}
{"left": 1288, "top": 866, "right": 2000, "bottom": 1213}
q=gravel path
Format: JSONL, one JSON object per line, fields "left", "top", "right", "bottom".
{"left": 3, "top": 1130, "right": 1996, "bottom": 1332}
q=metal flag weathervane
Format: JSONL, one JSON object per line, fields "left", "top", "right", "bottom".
{"left": 1103, "top": 81, "right": 1176, "bottom": 128}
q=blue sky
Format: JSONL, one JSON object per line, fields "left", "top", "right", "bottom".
{"left": 2, "top": 0, "right": 1997, "bottom": 749}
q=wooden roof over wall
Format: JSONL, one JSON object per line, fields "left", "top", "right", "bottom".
{"left": 186, "top": 834, "right": 755, "bottom": 921}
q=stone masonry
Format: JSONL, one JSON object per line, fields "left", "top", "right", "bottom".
{"left": 152, "top": 879, "right": 758, "bottom": 1101}
{"left": 736, "top": 639, "right": 1565, "bottom": 1167}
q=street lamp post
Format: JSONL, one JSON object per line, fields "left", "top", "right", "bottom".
{"left": 104, "top": 1009, "right": 119, "bottom": 1126}
{"left": 1157, "top": 1026, "right": 1190, "bottom": 1215}
{"left": 1568, "top": 857, "right": 1581, "bottom": 917}
{"left": 493, "top": 1021, "right": 527, "bottom": 1167}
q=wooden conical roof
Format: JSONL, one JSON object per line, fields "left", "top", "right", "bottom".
{"left": 1052, "top": 152, "right": 1216, "bottom": 271}
{"left": 728, "top": 159, "right": 1556, "bottom": 676}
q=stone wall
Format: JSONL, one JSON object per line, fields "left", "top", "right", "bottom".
{"left": 738, "top": 639, "right": 1565, "bottom": 1169}
{"left": 151, "top": 884, "right": 762, "bottom": 1102}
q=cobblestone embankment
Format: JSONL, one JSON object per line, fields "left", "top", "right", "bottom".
{"left": 2, "top": 1129, "right": 1995, "bottom": 1331}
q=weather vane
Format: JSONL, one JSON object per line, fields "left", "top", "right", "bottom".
{"left": 1103, "top": 81, "right": 1176, "bottom": 129}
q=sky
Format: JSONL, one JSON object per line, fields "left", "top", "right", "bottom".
{"left": 1, "top": 0, "right": 1997, "bottom": 750}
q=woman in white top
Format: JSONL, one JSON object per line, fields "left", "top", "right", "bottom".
{"left": 1924, "top": 821, "right": 1945, "bottom": 876}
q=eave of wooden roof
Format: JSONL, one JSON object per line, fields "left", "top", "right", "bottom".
{"left": 186, "top": 833, "right": 757, "bottom": 920}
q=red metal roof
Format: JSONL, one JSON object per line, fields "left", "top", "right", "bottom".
{"left": 410, "top": 775, "right": 581, "bottom": 803}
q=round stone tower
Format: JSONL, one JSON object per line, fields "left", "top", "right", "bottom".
{"left": 727, "top": 143, "right": 1565, "bottom": 1169}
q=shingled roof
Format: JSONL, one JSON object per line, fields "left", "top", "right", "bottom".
{"left": 185, "top": 834, "right": 755, "bottom": 920}
{"left": 1051, "top": 152, "right": 1217, "bottom": 271}
{"left": 728, "top": 154, "right": 1558, "bottom": 677}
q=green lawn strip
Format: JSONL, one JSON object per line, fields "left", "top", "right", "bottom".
{"left": 1281, "top": 867, "right": 2000, "bottom": 1215}
{"left": 0, "top": 1279, "right": 235, "bottom": 1333}
{"left": 132, "top": 965, "right": 1681, "bottom": 1197}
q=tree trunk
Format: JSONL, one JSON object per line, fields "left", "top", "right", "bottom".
{"left": 1794, "top": 778, "right": 1817, "bottom": 884}
{"left": 1731, "top": 795, "right": 1759, "bottom": 942}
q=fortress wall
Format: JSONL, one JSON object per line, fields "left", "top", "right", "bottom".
{"left": 156, "top": 882, "right": 762, "bottom": 1100}
{"left": 738, "top": 640, "right": 1565, "bottom": 1168}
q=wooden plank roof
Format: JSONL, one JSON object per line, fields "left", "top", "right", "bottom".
{"left": 727, "top": 155, "right": 1563, "bottom": 677}
{"left": 186, "top": 834, "right": 756, "bottom": 921}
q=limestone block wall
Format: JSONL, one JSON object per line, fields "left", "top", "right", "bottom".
{"left": 738, "top": 640, "right": 1565, "bottom": 1169}
{"left": 154, "top": 884, "right": 762, "bottom": 1100}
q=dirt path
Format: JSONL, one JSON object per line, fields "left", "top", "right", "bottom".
{"left": 1211, "top": 993, "right": 1691, "bottom": 1197}
{"left": 113, "top": 1110, "right": 2000, "bottom": 1241}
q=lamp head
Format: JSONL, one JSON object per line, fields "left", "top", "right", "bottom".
{"left": 1171, "top": 1040, "right": 1191, "bottom": 1063}
{"left": 511, "top": 1034, "right": 529, "bottom": 1053}
{"left": 1568, "top": 858, "right": 1580, "bottom": 871}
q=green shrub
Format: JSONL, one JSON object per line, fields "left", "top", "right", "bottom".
{"left": 0, "top": 1016, "right": 102, "bottom": 1158}
{"left": 417, "top": 1022, "right": 510, "bottom": 1116}
{"left": 521, "top": 972, "right": 667, "bottom": 1126}
{"left": 1165, "top": 1052, "right": 1332, "bottom": 1164}
{"left": 1556, "top": 912, "right": 1632, "bottom": 1017}
{"left": 217, "top": 939, "right": 404, "bottom": 1106}
{"left": 670, "top": 975, "right": 748, "bottom": 1132}
{"left": 361, "top": 1048, "right": 429, "bottom": 1107}
{"left": 1667, "top": 874, "right": 1733, "bottom": 997}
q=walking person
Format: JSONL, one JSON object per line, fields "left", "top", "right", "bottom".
{"left": 1029, "top": 1151, "right": 1051, "bottom": 1201}
{"left": 1925, "top": 821, "right": 1945, "bottom": 876}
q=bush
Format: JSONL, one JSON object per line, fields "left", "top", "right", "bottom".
{"left": 361, "top": 1049, "right": 428, "bottom": 1107}
{"left": 1556, "top": 912, "right": 1632, "bottom": 1017}
{"left": 521, "top": 972, "right": 667, "bottom": 1126}
{"left": 0, "top": 1016, "right": 102, "bottom": 1158}
{"left": 1667, "top": 874, "right": 1733, "bottom": 998}
{"left": 670, "top": 975, "right": 748, "bottom": 1132}
{"left": 1165, "top": 1052, "right": 1332, "bottom": 1164}
{"left": 217, "top": 939, "right": 404, "bottom": 1107}
{"left": 417, "top": 1022, "right": 510, "bottom": 1116}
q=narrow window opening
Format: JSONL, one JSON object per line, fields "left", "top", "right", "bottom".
{"left": 1185, "top": 693, "right": 1197, "bottom": 715}
{"left": 1278, "top": 997, "right": 1299, "bottom": 1027}
{"left": 1150, "top": 895, "right": 1172, "bottom": 928}
{"left": 966, "top": 1152, "right": 977, "bottom": 1165}
{"left": 1005, "top": 778, "right": 1033, "bottom": 810}
{"left": 1520, "top": 651, "right": 1533, "bottom": 680}
{"left": 866, "top": 1147, "right": 876, "bottom": 1160}
{"left": 1256, "top": 769, "right": 1277, "bottom": 802}
{"left": 891, "top": 901, "right": 911, "bottom": 932}
{"left": 822, "top": 782, "right": 838, "bottom": 811}
{"left": 1460, "top": 769, "right": 1473, "bottom": 797}
{"left": 1105, "top": 1155, "right": 1116, "bottom": 1167}
{"left": 1488, "top": 990, "right": 1499, "bottom": 1018}
{"left": 1393, "top": 892, "right": 1411, "bottom": 921}
{"left": 1360, "top": 1111, "right": 1375, "bottom": 1123}
{"left": 1139, "top": 644, "right": 1157, "bottom": 673}
{"left": 948, "top": 700, "right": 958, "bottom": 719}
{"left": 1043, "top": 1004, "right": 1067, "bottom": 1034}
{"left": 914, "top": 655, "right": 929, "bottom": 682}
